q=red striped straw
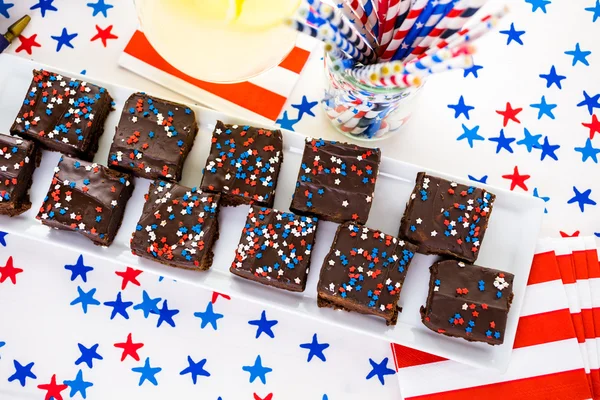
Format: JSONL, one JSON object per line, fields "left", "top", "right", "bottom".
{"left": 360, "top": 0, "right": 381, "bottom": 39}
{"left": 437, "top": 0, "right": 488, "bottom": 40}
{"left": 378, "top": 0, "right": 401, "bottom": 49}
{"left": 347, "top": 0, "right": 377, "bottom": 39}
{"left": 409, "top": 0, "right": 455, "bottom": 52}
{"left": 379, "top": 0, "right": 429, "bottom": 62}
{"left": 377, "top": 0, "right": 390, "bottom": 41}
{"left": 330, "top": 0, "right": 378, "bottom": 49}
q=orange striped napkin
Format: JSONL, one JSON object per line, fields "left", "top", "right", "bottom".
{"left": 118, "top": 30, "right": 317, "bottom": 124}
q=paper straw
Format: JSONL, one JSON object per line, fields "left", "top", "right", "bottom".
{"left": 371, "top": 71, "right": 422, "bottom": 89}
{"left": 330, "top": 0, "right": 379, "bottom": 49}
{"left": 347, "top": 0, "right": 375, "bottom": 38}
{"left": 392, "top": 0, "right": 438, "bottom": 60}
{"left": 377, "top": 0, "right": 390, "bottom": 41}
{"left": 378, "top": 0, "right": 401, "bottom": 49}
{"left": 413, "top": 54, "right": 474, "bottom": 77}
{"left": 319, "top": 4, "right": 373, "bottom": 52}
{"left": 319, "top": 25, "right": 376, "bottom": 64}
{"left": 348, "top": 60, "right": 403, "bottom": 84}
{"left": 379, "top": 0, "right": 428, "bottom": 62}
{"left": 285, "top": 18, "right": 319, "bottom": 39}
{"left": 439, "top": 0, "right": 488, "bottom": 39}
{"left": 404, "top": 44, "right": 475, "bottom": 74}
{"left": 408, "top": 0, "right": 455, "bottom": 52}
{"left": 360, "top": 0, "right": 380, "bottom": 38}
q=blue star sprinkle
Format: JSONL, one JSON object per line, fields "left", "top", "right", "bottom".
{"left": 565, "top": 43, "right": 592, "bottom": 66}
{"left": 86, "top": 0, "right": 113, "bottom": 17}
{"left": 530, "top": 96, "right": 557, "bottom": 119}
{"left": 539, "top": 136, "right": 560, "bottom": 161}
{"left": 448, "top": 95, "right": 474, "bottom": 119}
{"left": 64, "top": 255, "right": 94, "bottom": 282}
{"left": 291, "top": 96, "right": 318, "bottom": 119}
{"left": 275, "top": 111, "right": 299, "bottom": 131}
{"left": 463, "top": 63, "right": 483, "bottom": 78}
{"left": 517, "top": 128, "right": 542, "bottom": 152}
{"left": 539, "top": 65, "right": 566, "bottom": 89}
{"left": 70, "top": 286, "right": 100, "bottom": 314}
{"left": 8, "top": 360, "right": 36, "bottom": 387}
{"left": 133, "top": 290, "right": 161, "bottom": 318}
{"left": 568, "top": 186, "right": 597, "bottom": 212}
{"left": 248, "top": 310, "right": 278, "bottom": 339}
{"left": 457, "top": 124, "right": 484, "bottom": 148}
{"left": 63, "top": 369, "right": 93, "bottom": 399}
{"left": 0, "top": 231, "right": 7, "bottom": 246}
{"left": 575, "top": 138, "right": 600, "bottom": 163}
{"left": 242, "top": 355, "right": 272, "bottom": 384}
{"left": 30, "top": 0, "right": 58, "bottom": 17}
{"left": 533, "top": 188, "right": 550, "bottom": 213}
{"left": 585, "top": 0, "right": 600, "bottom": 22}
{"left": 499, "top": 23, "right": 525, "bottom": 45}
{"left": 75, "top": 343, "right": 103, "bottom": 369}
{"left": 156, "top": 299, "right": 179, "bottom": 328}
{"left": 577, "top": 91, "right": 600, "bottom": 115}
{"left": 51, "top": 27, "right": 78, "bottom": 52}
{"left": 468, "top": 175, "right": 488, "bottom": 184}
{"left": 132, "top": 357, "right": 162, "bottom": 386}
{"left": 525, "top": 0, "right": 551, "bottom": 13}
{"left": 0, "top": 0, "right": 14, "bottom": 18}
{"left": 488, "top": 129, "right": 516, "bottom": 153}
{"left": 193, "top": 301, "right": 223, "bottom": 330}
{"left": 299, "top": 334, "right": 330, "bottom": 362}
{"left": 180, "top": 356, "right": 211, "bottom": 384}
{"left": 103, "top": 292, "right": 133, "bottom": 320}
{"left": 365, "top": 357, "right": 395, "bottom": 385}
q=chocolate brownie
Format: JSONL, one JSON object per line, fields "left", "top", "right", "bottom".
{"left": 399, "top": 172, "right": 495, "bottom": 263}
{"left": 421, "top": 259, "right": 514, "bottom": 345}
{"left": 36, "top": 155, "right": 134, "bottom": 246}
{"left": 201, "top": 121, "right": 283, "bottom": 207}
{"left": 290, "top": 138, "right": 381, "bottom": 225}
{"left": 108, "top": 93, "right": 198, "bottom": 181}
{"left": 0, "top": 133, "right": 41, "bottom": 216}
{"left": 230, "top": 205, "right": 318, "bottom": 292}
{"left": 10, "top": 69, "right": 113, "bottom": 161}
{"left": 131, "top": 180, "right": 220, "bottom": 270}
{"left": 317, "top": 222, "right": 417, "bottom": 325}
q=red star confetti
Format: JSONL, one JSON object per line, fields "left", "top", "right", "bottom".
{"left": 114, "top": 333, "right": 144, "bottom": 361}
{"left": 16, "top": 34, "right": 41, "bottom": 55}
{"left": 582, "top": 114, "right": 600, "bottom": 139}
{"left": 254, "top": 394, "right": 274, "bottom": 400}
{"left": 90, "top": 24, "right": 118, "bottom": 47}
{"left": 211, "top": 291, "right": 231, "bottom": 304}
{"left": 496, "top": 102, "right": 523, "bottom": 127}
{"left": 560, "top": 231, "right": 580, "bottom": 238}
{"left": 0, "top": 256, "right": 23, "bottom": 284}
{"left": 502, "top": 166, "right": 530, "bottom": 191}
{"left": 37, "top": 374, "right": 68, "bottom": 400}
{"left": 115, "top": 266, "right": 142, "bottom": 290}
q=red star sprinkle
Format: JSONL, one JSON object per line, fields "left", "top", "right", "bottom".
{"left": 37, "top": 374, "right": 68, "bottom": 400}
{"left": 211, "top": 291, "right": 231, "bottom": 304}
{"left": 0, "top": 256, "right": 23, "bottom": 284}
{"left": 582, "top": 115, "right": 600, "bottom": 139}
{"left": 254, "top": 394, "right": 273, "bottom": 400}
{"left": 90, "top": 25, "right": 118, "bottom": 47}
{"left": 115, "top": 266, "right": 142, "bottom": 290}
{"left": 496, "top": 102, "right": 523, "bottom": 127}
{"left": 560, "top": 231, "right": 580, "bottom": 238}
{"left": 501, "top": 166, "right": 530, "bottom": 191}
{"left": 114, "top": 333, "right": 144, "bottom": 361}
{"left": 16, "top": 34, "right": 41, "bottom": 55}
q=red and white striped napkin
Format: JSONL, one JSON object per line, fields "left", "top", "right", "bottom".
{"left": 392, "top": 238, "right": 600, "bottom": 400}
{"left": 118, "top": 30, "right": 317, "bottom": 124}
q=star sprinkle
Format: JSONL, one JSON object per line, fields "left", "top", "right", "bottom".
{"left": 291, "top": 96, "right": 318, "bottom": 119}
{"left": 37, "top": 374, "right": 67, "bottom": 400}
{"left": 517, "top": 128, "right": 542, "bottom": 152}
{"left": 0, "top": 0, "right": 14, "bottom": 18}
{"left": 488, "top": 129, "right": 516, "bottom": 153}
{"left": 64, "top": 255, "right": 94, "bottom": 282}
{"left": 133, "top": 290, "right": 161, "bottom": 318}
{"left": 70, "top": 286, "right": 100, "bottom": 313}
{"left": 248, "top": 310, "right": 278, "bottom": 339}
{"left": 575, "top": 138, "right": 600, "bottom": 163}
{"left": 539, "top": 136, "right": 560, "bottom": 161}
{"left": 132, "top": 357, "right": 161, "bottom": 386}
{"left": 299, "top": 334, "right": 330, "bottom": 362}
{"left": 533, "top": 188, "right": 550, "bottom": 213}
{"left": 582, "top": 115, "right": 600, "bottom": 139}
{"left": 91, "top": 25, "right": 118, "bottom": 47}
{"left": 242, "top": 355, "right": 272, "bottom": 384}
{"left": 75, "top": 343, "right": 103, "bottom": 368}
{"left": 194, "top": 301, "right": 223, "bottom": 330}
{"left": 496, "top": 102, "right": 522, "bottom": 127}
{"left": 156, "top": 299, "right": 179, "bottom": 328}
{"left": 115, "top": 266, "right": 142, "bottom": 290}
{"left": 456, "top": 124, "right": 484, "bottom": 148}
{"left": 499, "top": 23, "right": 525, "bottom": 45}
{"left": 180, "top": 356, "right": 211, "bottom": 384}
{"left": 63, "top": 370, "right": 93, "bottom": 399}
{"left": 530, "top": 96, "right": 557, "bottom": 119}
{"left": 463, "top": 63, "right": 483, "bottom": 78}
{"left": 365, "top": 357, "right": 395, "bottom": 385}
{"left": 51, "top": 28, "right": 78, "bottom": 52}
{"left": 275, "top": 111, "right": 299, "bottom": 131}
{"left": 86, "top": 0, "right": 114, "bottom": 17}
{"left": 577, "top": 91, "right": 600, "bottom": 115}
{"left": 30, "top": 0, "right": 58, "bottom": 17}
{"left": 502, "top": 166, "right": 530, "bottom": 191}
{"left": 448, "top": 96, "right": 474, "bottom": 119}
{"left": 568, "top": 186, "right": 596, "bottom": 212}
{"left": 539, "top": 66, "right": 566, "bottom": 89}
{"left": 525, "top": 0, "right": 551, "bottom": 13}
{"left": 565, "top": 43, "right": 592, "bottom": 66}
{"left": 8, "top": 360, "right": 37, "bottom": 387}
{"left": 103, "top": 292, "right": 133, "bottom": 320}
{"left": 15, "top": 34, "right": 41, "bottom": 55}
{"left": 585, "top": 0, "right": 600, "bottom": 22}
{"left": 0, "top": 256, "right": 22, "bottom": 284}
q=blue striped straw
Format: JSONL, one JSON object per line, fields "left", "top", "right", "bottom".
{"left": 361, "top": 0, "right": 380, "bottom": 38}
{"left": 285, "top": 18, "right": 320, "bottom": 39}
{"left": 392, "top": 0, "right": 436, "bottom": 60}
{"left": 319, "top": 5, "right": 373, "bottom": 51}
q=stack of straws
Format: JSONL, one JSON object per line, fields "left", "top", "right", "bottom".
{"left": 286, "top": 0, "right": 508, "bottom": 138}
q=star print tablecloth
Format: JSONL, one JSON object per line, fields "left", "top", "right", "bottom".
{"left": 0, "top": 0, "right": 600, "bottom": 399}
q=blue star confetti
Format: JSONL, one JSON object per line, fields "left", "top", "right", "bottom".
{"left": 565, "top": 43, "right": 592, "bottom": 66}
{"left": 468, "top": 175, "right": 488, "bottom": 184}
{"left": 533, "top": 188, "right": 550, "bottom": 213}
{"left": 180, "top": 356, "right": 211, "bottom": 384}
{"left": 540, "top": 136, "right": 560, "bottom": 161}
{"left": 86, "top": 0, "right": 113, "bottom": 17}
{"left": 133, "top": 290, "right": 161, "bottom": 318}
{"left": 30, "top": 0, "right": 57, "bottom": 17}
{"left": 463, "top": 63, "right": 483, "bottom": 78}
{"left": 156, "top": 299, "right": 179, "bottom": 328}
{"left": 568, "top": 187, "right": 597, "bottom": 212}
{"left": 248, "top": 310, "right": 278, "bottom": 339}
{"left": 0, "top": 0, "right": 14, "bottom": 18}
{"left": 577, "top": 91, "right": 600, "bottom": 115}
{"left": 457, "top": 124, "right": 484, "bottom": 148}
{"left": 0, "top": 231, "right": 7, "bottom": 246}
{"left": 525, "top": 0, "right": 551, "bottom": 13}
{"left": 299, "top": 334, "right": 330, "bottom": 362}
{"left": 276, "top": 111, "right": 300, "bottom": 131}
{"left": 448, "top": 95, "right": 474, "bottom": 119}
{"left": 488, "top": 129, "right": 516, "bottom": 154}
{"left": 7, "top": 360, "right": 36, "bottom": 387}
{"left": 517, "top": 128, "right": 542, "bottom": 152}
{"left": 70, "top": 286, "right": 100, "bottom": 314}
{"left": 75, "top": 343, "right": 103, "bottom": 369}
{"left": 291, "top": 96, "right": 318, "bottom": 119}
{"left": 530, "top": 96, "right": 557, "bottom": 119}
{"left": 539, "top": 66, "right": 566, "bottom": 89}
{"left": 242, "top": 355, "right": 272, "bottom": 384}
{"left": 499, "top": 23, "right": 525, "bottom": 45}
{"left": 585, "top": 0, "right": 600, "bottom": 22}
{"left": 194, "top": 301, "right": 223, "bottom": 330}
{"left": 64, "top": 255, "right": 93, "bottom": 282}
{"left": 103, "top": 292, "right": 133, "bottom": 320}
{"left": 132, "top": 357, "right": 162, "bottom": 386}
{"left": 575, "top": 138, "right": 600, "bottom": 163}
{"left": 51, "top": 28, "right": 78, "bottom": 52}
{"left": 63, "top": 369, "right": 93, "bottom": 399}
{"left": 365, "top": 357, "right": 395, "bottom": 385}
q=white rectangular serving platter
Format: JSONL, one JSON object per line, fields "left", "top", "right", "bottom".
{"left": 0, "top": 55, "right": 545, "bottom": 371}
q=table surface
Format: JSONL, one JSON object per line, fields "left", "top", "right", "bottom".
{"left": 0, "top": 0, "right": 599, "bottom": 399}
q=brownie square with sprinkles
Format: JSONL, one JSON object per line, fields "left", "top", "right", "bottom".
{"left": 36, "top": 155, "right": 134, "bottom": 246}
{"left": 108, "top": 93, "right": 198, "bottom": 181}
{"left": 201, "top": 121, "right": 283, "bottom": 207}
{"left": 399, "top": 172, "right": 496, "bottom": 263}
{"left": 230, "top": 206, "right": 318, "bottom": 292}
{"left": 0, "top": 133, "right": 41, "bottom": 216}
{"left": 131, "top": 180, "right": 220, "bottom": 271}
{"left": 290, "top": 138, "right": 381, "bottom": 225}
{"left": 421, "top": 260, "right": 514, "bottom": 345}
{"left": 317, "top": 222, "right": 417, "bottom": 326}
{"left": 10, "top": 70, "right": 114, "bottom": 161}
